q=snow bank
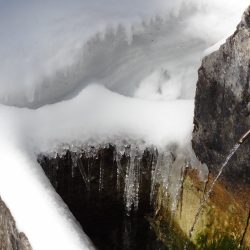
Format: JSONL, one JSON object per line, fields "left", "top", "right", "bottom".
{"left": 0, "top": 0, "right": 248, "bottom": 107}
{"left": 6, "top": 84, "right": 194, "bottom": 152}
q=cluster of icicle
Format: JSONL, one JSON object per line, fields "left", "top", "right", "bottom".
{"left": 114, "top": 145, "right": 143, "bottom": 215}
{"left": 114, "top": 144, "right": 198, "bottom": 216}
{"left": 41, "top": 142, "right": 203, "bottom": 216}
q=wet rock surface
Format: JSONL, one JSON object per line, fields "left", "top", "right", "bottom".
{"left": 0, "top": 197, "right": 32, "bottom": 250}
{"left": 192, "top": 6, "right": 250, "bottom": 189}
{"left": 153, "top": 168, "right": 250, "bottom": 248}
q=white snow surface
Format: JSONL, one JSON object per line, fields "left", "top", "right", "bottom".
{"left": 2, "top": 84, "right": 194, "bottom": 153}
{"left": 0, "top": 0, "right": 249, "bottom": 250}
{"left": 0, "top": 0, "right": 248, "bottom": 107}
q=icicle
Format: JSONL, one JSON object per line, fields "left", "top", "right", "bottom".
{"left": 161, "top": 152, "right": 174, "bottom": 196}
{"left": 134, "top": 155, "right": 141, "bottom": 210}
{"left": 170, "top": 162, "right": 187, "bottom": 217}
{"left": 99, "top": 150, "right": 104, "bottom": 193}
{"left": 150, "top": 149, "right": 160, "bottom": 203}
{"left": 116, "top": 153, "right": 123, "bottom": 192}
{"left": 124, "top": 146, "right": 142, "bottom": 215}
{"left": 124, "top": 152, "right": 134, "bottom": 215}
{"left": 70, "top": 151, "right": 78, "bottom": 178}
{"left": 114, "top": 145, "right": 126, "bottom": 192}
{"left": 150, "top": 151, "right": 172, "bottom": 203}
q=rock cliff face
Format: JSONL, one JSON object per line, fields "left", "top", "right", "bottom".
{"left": 192, "top": 6, "right": 250, "bottom": 189}
{"left": 0, "top": 197, "right": 32, "bottom": 250}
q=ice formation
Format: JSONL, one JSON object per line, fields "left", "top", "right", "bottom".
{"left": 0, "top": 0, "right": 249, "bottom": 249}
{"left": 39, "top": 142, "right": 204, "bottom": 218}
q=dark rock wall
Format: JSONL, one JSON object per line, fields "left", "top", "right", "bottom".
{"left": 192, "top": 6, "right": 250, "bottom": 188}
{"left": 0, "top": 197, "right": 32, "bottom": 250}
{"left": 38, "top": 146, "right": 157, "bottom": 250}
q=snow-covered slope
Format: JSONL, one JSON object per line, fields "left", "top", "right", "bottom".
{"left": 0, "top": 122, "right": 94, "bottom": 250}
{"left": 14, "top": 84, "right": 194, "bottom": 152}
{"left": 0, "top": 0, "right": 248, "bottom": 107}
{"left": 0, "top": 0, "right": 249, "bottom": 249}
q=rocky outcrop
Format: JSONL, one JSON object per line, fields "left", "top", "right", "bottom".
{"left": 192, "top": 6, "right": 250, "bottom": 189}
{"left": 0, "top": 196, "right": 32, "bottom": 250}
{"left": 188, "top": 5, "right": 250, "bottom": 249}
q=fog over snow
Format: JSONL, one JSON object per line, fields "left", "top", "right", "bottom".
{"left": 0, "top": 0, "right": 249, "bottom": 249}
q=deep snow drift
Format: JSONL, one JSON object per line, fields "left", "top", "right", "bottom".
{"left": 15, "top": 84, "right": 194, "bottom": 153}
{"left": 0, "top": 0, "right": 249, "bottom": 107}
{"left": 0, "top": 0, "right": 249, "bottom": 249}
